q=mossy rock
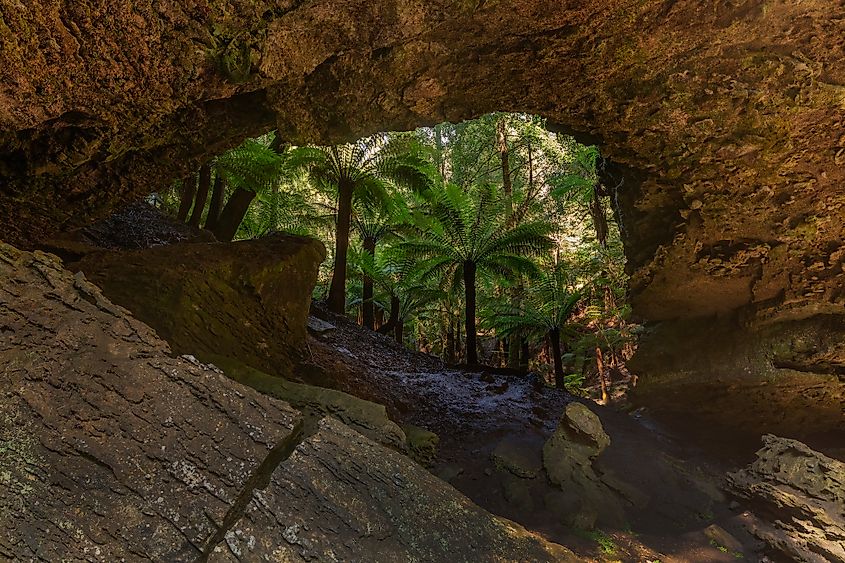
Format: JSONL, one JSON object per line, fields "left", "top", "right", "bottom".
{"left": 209, "top": 354, "right": 408, "bottom": 452}
{"left": 402, "top": 424, "right": 439, "bottom": 468}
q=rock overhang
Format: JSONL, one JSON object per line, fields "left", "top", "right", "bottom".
{"left": 1, "top": 0, "right": 843, "bottom": 325}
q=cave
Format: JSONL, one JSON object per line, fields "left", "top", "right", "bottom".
{"left": 1, "top": 1, "right": 843, "bottom": 561}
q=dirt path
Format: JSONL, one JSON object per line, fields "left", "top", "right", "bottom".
{"left": 308, "top": 309, "right": 765, "bottom": 562}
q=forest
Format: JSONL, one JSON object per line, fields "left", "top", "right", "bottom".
{"left": 162, "top": 113, "right": 634, "bottom": 399}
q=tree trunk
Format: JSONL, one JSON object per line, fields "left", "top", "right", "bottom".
{"left": 596, "top": 346, "right": 610, "bottom": 404}
{"left": 176, "top": 176, "right": 197, "bottom": 222}
{"left": 550, "top": 328, "right": 565, "bottom": 389}
{"left": 328, "top": 183, "right": 353, "bottom": 314}
{"left": 188, "top": 164, "right": 211, "bottom": 228}
{"left": 589, "top": 184, "right": 609, "bottom": 248}
{"left": 446, "top": 326, "right": 456, "bottom": 364}
{"left": 362, "top": 236, "right": 376, "bottom": 330}
{"left": 213, "top": 188, "right": 256, "bottom": 242}
{"left": 378, "top": 295, "right": 400, "bottom": 335}
{"left": 204, "top": 174, "right": 225, "bottom": 231}
{"left": 394, "top": 319, "right": 404, "bottom": 345}
{"left": 520, "top": 339, "right": 530, "bottom": 373}
{"left": 463, "top": 260, "right": 478, "bottom": 366}
{"left": 497, "top": 117, "right": 513, "bottom": 217}
{"left": 374, "top": 307, "right": 384, "bottom": 331}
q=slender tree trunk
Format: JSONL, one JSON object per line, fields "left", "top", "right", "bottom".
{"left": 520, "top": 339, "right": 530, "bottom": 373}
{"left": 328, "top": 183, "right": 353, "bottom": 314}
{"left": 204, "top": 174, "right": 225, "bottom": 231}
{"left": 374, "top": 308, "right": 384, "bottom": 331}
{"left": 497, "top": 118, "right": 513, "bottom": 216}
{"left": 590, "top": 184, "right": 617, "bottom": 397}
{"left": 463, "top": 260, "right": 478, "bottom": 366}
{"left": 456, "top": 315, "right": 462, "bottom": 363}
{"left": 394, "top": 320, "right": 404, "bottom": 345}
{"left": 188, "top": 164, "right": 211, "bottom": 228}
{"left": 378, "top": 295, "right": 400, "bottom": 335}
{"left": 446, "top": 325, "right": 456, "bottom": 364}
{"left": 213, "top": 188, "right": 256, "bottom": 242}
{"left": 596, "top": 346, "right": 610, "bottom": 404}
{"left": 176, "top": 176, "right": 197, "bottom": 222}
{"left": 497, "top": 117, "right": 523, "bottom": 369}
{"left": 589, "top": 185, "right": 609, "bottom": 248}
{"left": 550, "top": 328, "right": 565, "bottom": 389}
{"left": 362, "top": 236, "right": 376, "bottom": 330}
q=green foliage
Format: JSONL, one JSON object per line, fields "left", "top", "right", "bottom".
{"left": 401, "top": 183, "right": 555, "bottom": 291}
{"left": 482, "top": 261, "right": 581, "bottom": 340}
{"left": 171, "top": 112, "right": 633, "bottom": 370}
{"left": 286, "top": 135, "right": 433, "bottom": 209}
{"left": 215, "top": 137, "right": 287, "bottom": 194}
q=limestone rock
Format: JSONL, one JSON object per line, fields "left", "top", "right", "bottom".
{"left": 726, "top": 435, "right": 845, "bottom": 563}
{"left": 72, "top": 233, "right": 326, "bottom": 380}
{"left": 208, "top": 354, "right": 407, "bottom": 452}
{"left": 542, "top": 402, "right": 624, "bottom": 528}
{"left": 0, "top": 242, "right": 577, "bottom": 561}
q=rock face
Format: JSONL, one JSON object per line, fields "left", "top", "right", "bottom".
{"left": 630, "top": 314, "right": 845, "bottom": 439}
{"left": 1, "top": 0, "right": 842, "bottom": 434}
{"left": 0, "top": 242, "right": 577, "bottom": 561}
{"left": 726, "top": 435, "right": 845, "bottom": 563}
{"left": 73, "top": 233, "right": 326, "bottom": 379}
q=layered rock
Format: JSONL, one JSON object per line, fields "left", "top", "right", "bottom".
{"left": 72, "top": 233, "right": 326, "bottom": 379}
{"left": 726, "top": 435, "right": 845, "bottom": 563}
{"left": 0, "top": 242, "right": 576, "bottom": 561}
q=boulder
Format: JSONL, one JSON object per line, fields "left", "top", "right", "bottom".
{"left": 726, "top": 435, "right": 845, "bottom": 563}
{"left": 542, "top": 402, "right": 624, "bottom": 528}
{"left": 0, "top": 243, "right": 577, "bottom": 561}
{"left": 72, "top": 234, "right": 326, "bottom": 380}
{"left": 403, "top": 424, "right": 440, "bottom": 468}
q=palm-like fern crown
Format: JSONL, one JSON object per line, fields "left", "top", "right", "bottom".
{"left": 483, "top": 261, "right": 582, "bottom": 338}
{"left": 214, "top": 138, "right": 289, "bottom": 194}
{"left": 285, "top": 135, "right": 433, "bottom": 210}
{"left": 402, "top": 183, "right": 555, "bottom": 292}
{"left": 352, "top": 190, "right": 411, "bottom": 243}
{"left": 353, "top": 245, "right": 445, "bottom": 321}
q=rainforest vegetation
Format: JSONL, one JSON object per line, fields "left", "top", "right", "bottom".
{"left": 162, "top": 113, "right": 635, "bottom": 395}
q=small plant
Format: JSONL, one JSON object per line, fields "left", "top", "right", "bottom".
{"left": 589, "top": 530, "right": 617, "bottom": 556}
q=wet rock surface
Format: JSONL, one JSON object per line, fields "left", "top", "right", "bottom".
{"left": 0, "top": 242, "right": 577, "bottom": 561}
{"left": 726, "top": 435, "right": 845, "bottom": 563}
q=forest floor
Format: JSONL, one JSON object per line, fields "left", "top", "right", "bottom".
{"left": 307, "top": 307, "right": 767, "bottom": 562}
